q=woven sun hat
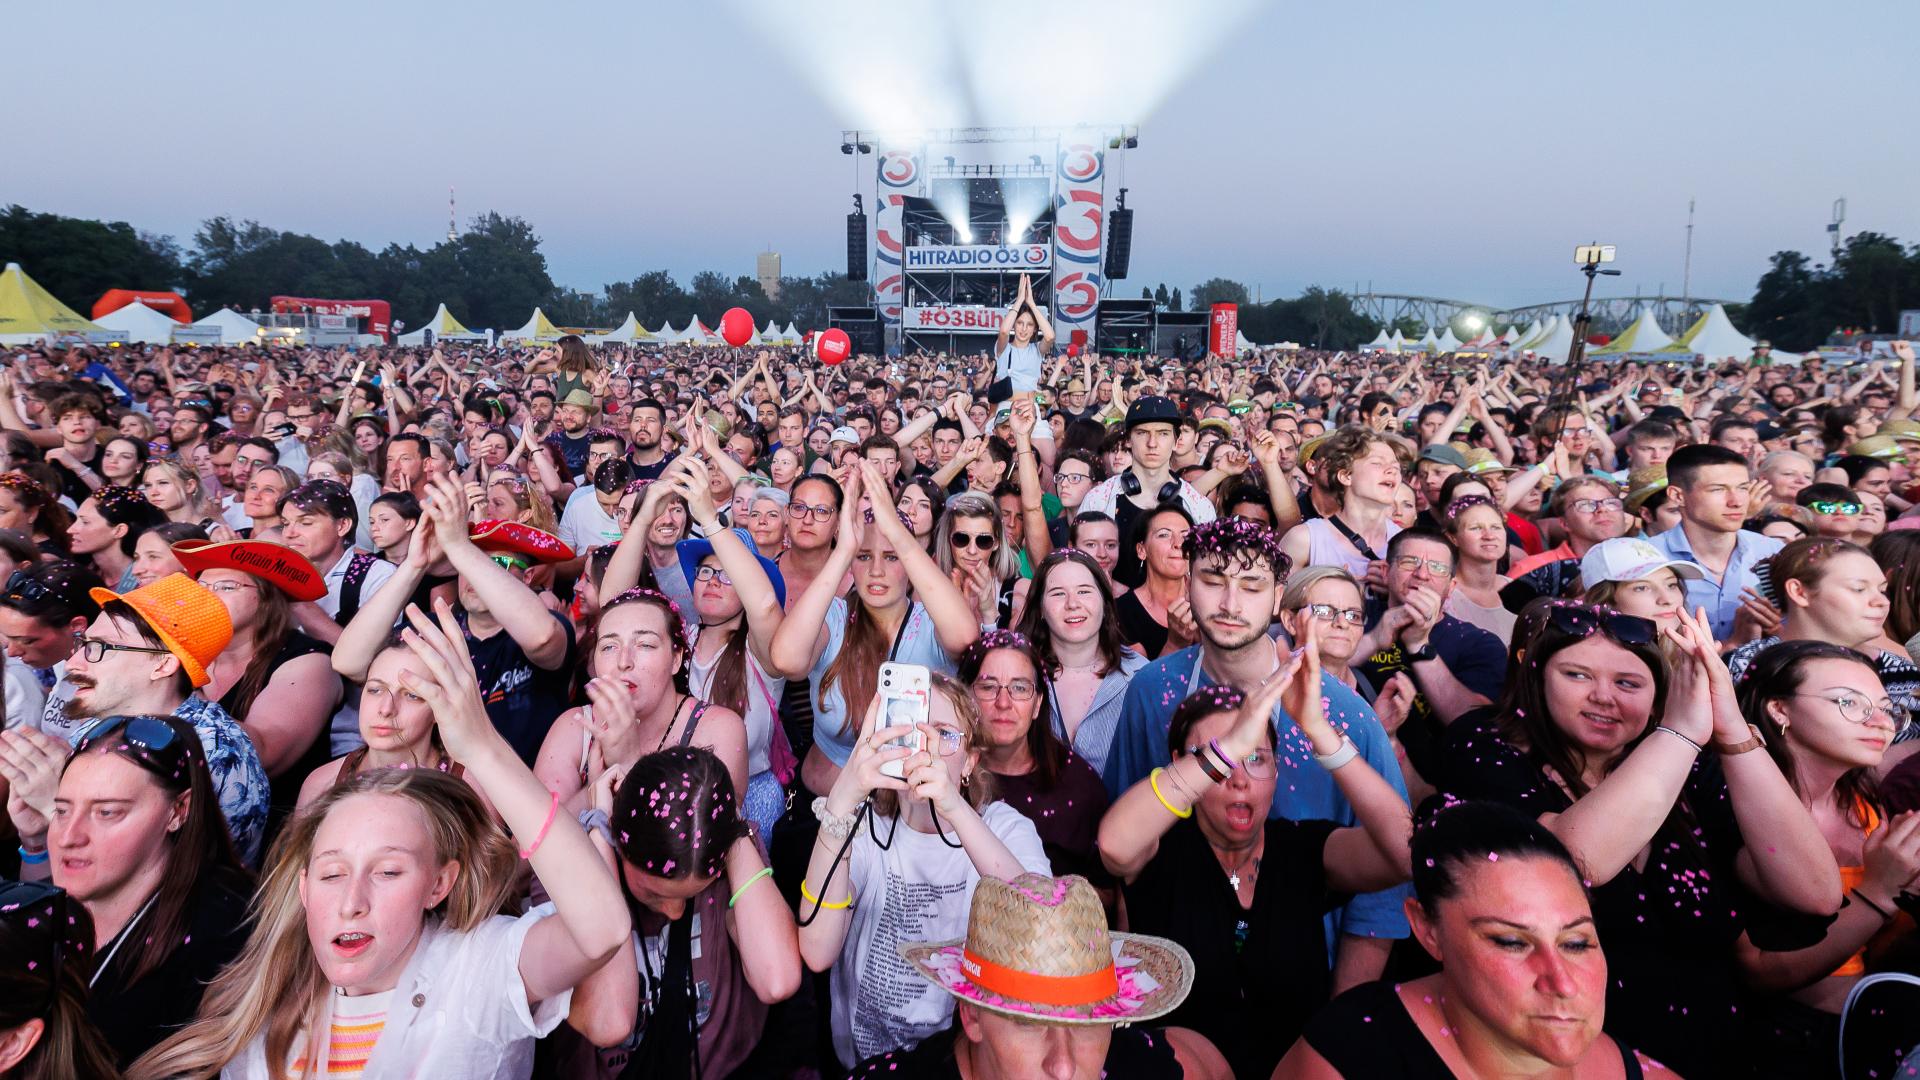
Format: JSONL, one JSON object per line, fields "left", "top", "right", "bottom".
{"left": 897, "top": 873, "right": 1193, "bottom": 1026}
{"left": 560, "top": 388, "right": 597, "bottom": 410}
{"left": 1849, "top": 434, "right": 1905, "bottom": 461}
{"left": 1878, "top": 419, "right": 1920, "bottom": 444}
{"left": 1461, "top": 447, "right": 1517, "bottom": 475}
{"left": 89, "top": 572, "right": 233, "bottom": 689}
{"left": 171, "top": 538, "right": 327, "bottom": 602}
{"left": 1623, "top": 464, "right": 1669, "bottom": 511}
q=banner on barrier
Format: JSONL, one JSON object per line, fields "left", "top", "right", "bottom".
{"left": 903, "top": 244, "right": 1052, "bottom": 271}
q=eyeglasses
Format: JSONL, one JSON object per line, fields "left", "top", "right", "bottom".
{"left": 1054, "top": 471, "right": 1092, "bottom": 485}
{"left": 72, "top": 634, "right": 175, "bottom": 665}
{"left": 788, "top": 502, "right": 837, "bottom": 522}
{"left": 925, "top": 726, "right": 967, "bottom": 756}
{"left": 1571, "top": 498, "right": 1625, "bottom": 514}
{"left": 1392, "top": 554, "right": 1453, "bottom": 577}
{"left": 1304, "top": 603, "right": 1366, "bottom": 625}
{"left": 693, "top": 565, "right": 733, "bottom": 586}
{"left": 201, "top": 580, "right": 260, "bottom": 595}
{"left": 1809, "top": 501, "right": 1862, "bottom": 516}
{"left": 1186, "top": 744, "right": 1278, "bottom": 780}
{"left": 1543, "top": 603, "right": 1658, "bottom": 646}
{"left": 1792, "top": 692, "right": 1912, "bottom": 732}
{"left": 971, "top": 678, "right": 1036, "bottom": 702}
{"left": 951, "top": 532, "right": 996, "bottom": 551}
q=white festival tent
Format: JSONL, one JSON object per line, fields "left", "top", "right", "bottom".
{"left": 397, "top": 303, "right": 489, "bottom": 346}
{"left": 1415, "top": 328, "right": 1440, "bottom": 353}
{"left": 780, "top": 322, "right": 802, "bottom": 345}
{"left": 1592, "top": 308, "right": 1673, "bottom": 356}
{"left": 1362, "top": 327, "right": 1394, "bottom": 351}
{"left": 1435, "top": 327, "right": 1463, "bottom": 353}
{"left": 192, "top": 308, "right": 263, "bottom": 344}
{"left": 1235, "top": 330, "right": 1257, "bottom": 353}
{"left": 1514, "top": 318, "right": 1547, "bottom": 350}
{"left": 500, "top": 308, "right": 562, "bottom": 343}
{"left": 1662, "top": 304, "right": 1755, "bottom": 361}
{"left": 585, "top": 312, "right": 651, "bottom": 345}
{"left": 1388, "top": 329, "right": 1407, "bottom": 352}
{"left": 1515, "top": 316, "right": 1557, "bottom": 352}
{"left": 1528, "top": 316, "right": 1577, "bottom": 364}
{"left": 93, "top": 300, "right": 181, "bottom": 344}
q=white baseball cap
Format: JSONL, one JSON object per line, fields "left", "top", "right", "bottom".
{"left": 1579, "top": 537, "right": 1705, "bottom": 587}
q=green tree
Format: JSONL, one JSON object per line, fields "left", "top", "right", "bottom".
{"left": 1170, "top": 287, "right": 1182, "bottom": 312}
{"left": 0, "top": 205, "right": 184, "bottom": 312}
{"left": 1154, "top": 283, "right": 1170, "bottom": 307}
{"left": 1745, "top": 251, "right": 1829, "bottom": 351}
{"left": 1190, "top": 278, "right": 1251, "bottom": 310}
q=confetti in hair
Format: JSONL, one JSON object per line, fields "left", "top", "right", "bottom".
{"left": 1182, "top": 517, "right": 1291, "bottom": 583}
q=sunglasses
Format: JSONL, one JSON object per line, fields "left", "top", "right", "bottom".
{"left": 950, "top": 532, "right": 997, "bottom": 551}
{"left": 1809, "top": 500, "right": 1862, "bottom": 516}
{"left": 0, "top": 880, "right": 74, "bottom": 1015}
{"left": 1544, "top": 603, "right": 1658, "bottom": 646}
{"left": 4, "top": 569, "right": 52, "bottom": 604}
{"left": 74, "top": 713, "right": 191, "bottom": 785}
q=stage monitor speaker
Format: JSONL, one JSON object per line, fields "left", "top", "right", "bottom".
{"left": 828, "top": 306, "right": 883, "bottom": 357}
{"left": 846, "top": 212, "right": 868, "bottom": 281}
{"left": 1105, "top": 207, "right": 1134, "bottom": 279}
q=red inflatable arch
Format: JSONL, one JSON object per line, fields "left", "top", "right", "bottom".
{"left": 93, "top": 289, "right": 193, "bottom": 323}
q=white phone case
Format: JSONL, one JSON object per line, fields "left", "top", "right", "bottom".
{"left": 876, "top": 662, "right": 931, "bottom": 779}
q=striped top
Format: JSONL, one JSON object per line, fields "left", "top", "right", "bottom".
{"left": 290, "top": 987, "right": 393, "bottom": 1076}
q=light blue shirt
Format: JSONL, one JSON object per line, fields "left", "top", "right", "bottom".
{"left": 1103, "top": 645, "right": 1413, "bottom": 944}
{"left": 1646, "top": 524, "right": 1784, "bottom": 639}
{"left": 809, "top": 598, "right": 954, "bottom": 766}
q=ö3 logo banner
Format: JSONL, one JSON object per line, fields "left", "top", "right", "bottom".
{"left": 902, "top": 244, "right": 1052, "bottom": 270}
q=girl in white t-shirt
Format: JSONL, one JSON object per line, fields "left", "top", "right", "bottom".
{"left": 796, "top": 673, "right": 1051, "bottom": 1067}
{"left": 128, "top": 601, "right": 632, "bottom": 1080}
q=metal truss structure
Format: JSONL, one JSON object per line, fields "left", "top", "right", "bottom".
{"left": 1352, "top": 292, "right": 1741, "bottom": 335}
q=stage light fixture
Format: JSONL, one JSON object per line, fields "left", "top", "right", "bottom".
{"left": 944, "top": 156, "right": 957, "bottom": 167}
{"left": 856, "top": 142, "right": 873, "bottom": 154}
{"left": 841, "top": 143, "right": 855, "bottom": 155}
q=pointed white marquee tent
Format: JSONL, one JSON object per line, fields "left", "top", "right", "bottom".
{"left": 1362, "top": 327, "right": 1394, "bottom": 351}
{"left": 1529, "top": 317, "right": 1577, "bottom": 364}
{"left": 1434, "top": 327, "right": 1463, "bottom": 353}
{"left": 1660, "top": 304, "right": 1755, "bottom": 361}
{"left": 192, "top": 309, "right": 263, "bottom": 345}
{"left": 93, "top": 301, "right": 180, "bottom": 344}
{"left": 1592, "top": 308, "right": 1673, "bottom": 357}
{"left": 585, "top": 312, "right": 653, "bottom": 346}
{"left": 398, "top": 303, "right": 489, "bottom": 345}
{"left": 500, "top": 308, "right": 562, "bottom": 343}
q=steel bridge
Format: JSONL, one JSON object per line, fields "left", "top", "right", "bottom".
{"left": 1352, "top": 293, "right": 1740, "bottom": 335}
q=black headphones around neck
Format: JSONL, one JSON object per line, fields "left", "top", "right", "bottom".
{"left": 1120, "top": 470, "right": 1182, "bottom": 504}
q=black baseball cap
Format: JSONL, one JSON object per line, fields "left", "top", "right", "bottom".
{"left": 1124, "top": 396, "right": 1182, "bottom": 431}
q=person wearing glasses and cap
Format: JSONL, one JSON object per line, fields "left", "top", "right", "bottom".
{"left": 0, "top": 713, "right": 252, "bottom": 1066}
{"left": 1076, "top": 396, "right": 1216, "bottom": 589}
{"left": 54, "top": 573, "right": 271, "bottom": 865}
{"left": 332, "top": 473, "right": 576, "bottom": 766}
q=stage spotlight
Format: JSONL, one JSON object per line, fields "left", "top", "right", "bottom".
{"left": 1125, "top": 135, "right": 1139, "bottom": 149}
{"left": 856, "top": 142, "right": 872, "bottom": 153}
{"left": 841, "top": 143, "right": 855, "bottom": 155}
{"left": 944, "top": 156, "right": 957, "bottom": 167}
{"left": 1029, "top": 155, "right": 1043, "bottom": 167}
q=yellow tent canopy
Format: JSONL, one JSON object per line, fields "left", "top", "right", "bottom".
{"left": 0, "top": 263, "right": 105, "bottom": 343}
{"left": 500, "top": 307, "right": 562, "bottom": 342}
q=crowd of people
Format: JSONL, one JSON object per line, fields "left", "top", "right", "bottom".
{"left": 1, "top": 312, "right": 1918, "bottom": 1079}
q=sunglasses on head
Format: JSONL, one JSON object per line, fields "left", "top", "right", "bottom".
{"left": 950, "top": 532, "right": 996, "bottom": 551}
{"left": 3, "top": 569, "right": 51, "bottom": 604}
{"left": 1544, "top": 603, "right": 1658, "bottom": 646}
{"left": 75, "top": 714, "right": 191, "bottom": 784}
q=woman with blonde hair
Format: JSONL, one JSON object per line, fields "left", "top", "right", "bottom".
{"left": 933, "top": 491, "right": 1021, "bottom": 629}
{"left": 128, "top": 602, "right": 630, "bottom": 1080}
{"left": 797, "top": 670, "right": 1050, "bottom": 1067}
{"left": 486, "top": 472, "right": 560, "bottom": 536}
{"left": 140, "top": 459, "right": 218, "bottom": 530}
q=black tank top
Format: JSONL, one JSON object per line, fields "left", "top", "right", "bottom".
{"left": 1304, "top": 980, "right": 1644, "bottom": 1079}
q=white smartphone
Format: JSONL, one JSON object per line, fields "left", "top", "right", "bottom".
{"left": 876, "top": 662, "right": 931, "bottom": 779}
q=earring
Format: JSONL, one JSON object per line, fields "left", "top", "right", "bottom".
{"left": 961, "top": 773, "right": 971, "bottom": 788}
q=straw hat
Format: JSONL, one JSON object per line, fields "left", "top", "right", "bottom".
{"left": 1849, "top": 434, "right": 1905, "bottom": 461}
{"left": 1623, "top": 465, "right": 1669, "bottom": 511}
{"left": 897, "top": 873, "right": 1193, "bottom": 1026}
{"left": 90, "top": 573, "right": 233, "bottom": 688}
{"left": 1461, "top": 447, "right": 1517, "bottom": 475}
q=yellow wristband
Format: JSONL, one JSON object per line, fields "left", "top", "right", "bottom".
{"left": 800, "top": 877, "right": 853, "bottom": 911}
{"left": 1149, "top": 767, "right": 1193, "bottom": 819}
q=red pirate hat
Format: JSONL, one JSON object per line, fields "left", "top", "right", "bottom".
{"left": 170, "top": 539, "right": 328, "bottom": 602}
{"left": 469, "top": 519, "right": 574, "bottom": 569}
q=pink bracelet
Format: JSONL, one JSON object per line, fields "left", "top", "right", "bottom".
{"left": 520, "top": 790, "right": 561, "bottom": 859}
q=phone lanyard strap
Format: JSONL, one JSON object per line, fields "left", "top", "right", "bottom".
{"left": 886, "top": 606, "right": 913, "bottom": 662}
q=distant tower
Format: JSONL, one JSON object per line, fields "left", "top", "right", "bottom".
{"left": 448, "top": 187, "right": 458, "bottom": 243}
{"left": 757, "top": 250, "right": 782, "bottom": 300}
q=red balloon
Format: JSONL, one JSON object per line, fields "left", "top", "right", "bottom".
{"left": 718, "top": 307, "right": 755, "bottom": 347}
{"left": 1065, "top": 342, "right": 1081, "bottom": 359}
{"left": 816, "top": 328, "right": 852, "bottom": 366}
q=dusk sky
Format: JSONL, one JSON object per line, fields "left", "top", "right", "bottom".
{"left": 12, "top": 0, "right": 1917, "bottom": 311}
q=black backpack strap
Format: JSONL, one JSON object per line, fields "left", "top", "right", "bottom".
{"left": 335, "top": 551, "right": 378, "bottom": 627}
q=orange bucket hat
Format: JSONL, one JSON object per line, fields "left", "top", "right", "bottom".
{"left": 89, "top": 572, "right": 233, "bottom": 688}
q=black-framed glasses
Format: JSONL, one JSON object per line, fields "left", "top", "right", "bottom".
{"left": 0, "top": 880, "right": 72, "bottom": 1015}
{"left": 1544, "top": 603, "right": 1658, "bottom": 646}
{"left": 788, "top": 502, "right": 837, "bottom": 522}
{"left": 1185, "top": 744, "right": 1278, "bottom": 780}
{"left": 1792, "top": 692, "right": 1912, "bottom": 732}
{"left": 950, "top": 532, "right": 996, "bottom": 551}
{"left": 1305, "top": 603, "right": 1367, "bottom": 625}
{"left": 693, "top": 565, "right": 733, "bottom": 586}
{"left": 72, "top": 635, "right": 173, "bottom": 665}
{"left": 1054, "top": 470, "right": 1093, "bottom": 485}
